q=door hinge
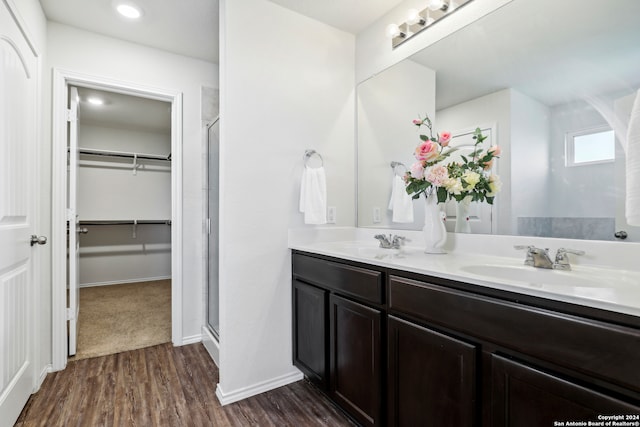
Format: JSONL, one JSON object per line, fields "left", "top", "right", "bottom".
{"left": 206, "top": 218, "right": 211, "bottom": 235}
{"left": 67, "top": 209, "right": 76, "bottom": 221}
{"left": 66, "top": 307, "right": 75, "bottom": 321}
{"left": 66, "top": 108, "right": 77, "bottom": 122}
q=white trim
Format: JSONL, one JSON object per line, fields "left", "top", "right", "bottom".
{"left": 2, "top": 0, "right": 39, "bottom": 57}
{"left": 79, "top": 276, "right": 172, "bottom": 288}
{"left": 201, "top": 326, "right": 219, "bottom": 367}
{"left": 51, "top": 68, "right": 183, "bottom": 371}
{"left": 215, "top": 370, "right": 304, "bottom": 406}
{"left": 37, "top": 365, "right": 52, "bottom": 390}
{"left": 181, "top": 334, "right": 202, "bottom": 345}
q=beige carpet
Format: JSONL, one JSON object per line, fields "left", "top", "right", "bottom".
{"left": 69, "top": 280, "right": 171, "bottom": 361}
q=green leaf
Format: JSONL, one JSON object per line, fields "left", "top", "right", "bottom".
{"left": 436, "top": 186, "right": 448, "bottom": 203}
{"left": 419, "top": 134, "right": 428, "bottom": 141}
{"left": 486, "top": 196, "right": 494, "bottom": 205}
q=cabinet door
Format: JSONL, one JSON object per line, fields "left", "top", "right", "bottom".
{"left": 491, "top": 354, "right": 640, "bottom": 426}
{"left": 293, "top": 280, "right": 327, "bottom": 389}
{"left": 330, "top": 294, "right": 382, "bottom": 427}
{"left": 387, "top": 316, "right": 478, "bottom": 426}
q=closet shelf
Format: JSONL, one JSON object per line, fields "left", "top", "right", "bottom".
{"left": 76, "top": 147, "right": 171, "bottom": 162}
{"left": 78, "top": 220, "right": 171, "bottom": 225}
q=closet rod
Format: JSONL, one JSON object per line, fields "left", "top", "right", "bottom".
{"left": 77, "top": 147, "right": 171, "bottom": 161}
{"left": 78, "top": 220, "right": 172, "bottom": 225}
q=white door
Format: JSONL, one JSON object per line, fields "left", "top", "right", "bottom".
{"left": 0, "top": 3, "right": 38, "bottom": 425}
{"left": 444, "top": 126, "right": 496, "bottom": 234}
{"left": 68, "top": 87, "right": 80, "bottom": 356}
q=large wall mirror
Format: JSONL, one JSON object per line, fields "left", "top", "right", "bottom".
{"left": 357, "top": 0, "right": 640, "bottom": 241}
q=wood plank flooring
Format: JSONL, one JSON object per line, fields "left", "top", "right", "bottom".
{"left": 15, "top": 343, "right": 354, "bottom": 427}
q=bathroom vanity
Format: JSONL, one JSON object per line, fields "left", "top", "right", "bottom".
{"left": 291, "top": 244, "right": 640, "bottom": 427}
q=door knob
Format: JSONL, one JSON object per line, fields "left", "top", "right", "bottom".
{"left": 30, "top": 235, "right": 48, "bottom": 246}
{"left": 77, "top": 227, "right": 89, "bottom": 234}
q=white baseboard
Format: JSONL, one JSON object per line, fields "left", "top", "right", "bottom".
{"left": 79, "top": 276, "right": 172, "bottom": 288}
{"left": 180, "top": 334, "right": 202, "bottom": 346}
{"left": 215, "top": 370, "right": 304, "bottom": 406}
{"left": 36, "top": 364, "right": 53, "bottom": 391}
{"left": 201, "top": 326, "right": 219, "bottom": 368}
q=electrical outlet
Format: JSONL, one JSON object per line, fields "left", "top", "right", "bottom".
{"left": 327, "top": 206, "right": 336, "bottom": 224}
{"left": 373, "top": 207, "right": 381, "bottom": 223}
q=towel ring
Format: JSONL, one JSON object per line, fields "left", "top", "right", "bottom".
{"left": 390, "top": 161, "right": 407, "bottom": 176}
{"left": 304, "top": 149, "right": 324, "bottom": 167}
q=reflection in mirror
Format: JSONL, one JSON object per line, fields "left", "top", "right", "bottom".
{"left": 356, "top": 0, "right": 640, "bottom": 241}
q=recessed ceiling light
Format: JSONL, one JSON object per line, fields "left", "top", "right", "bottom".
{"left": 87, "top": 97, "right": 104, "bottom": 106}
{"left": 116, "top": 3, "right": 143, "bottom": 19}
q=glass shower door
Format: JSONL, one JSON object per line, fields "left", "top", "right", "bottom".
{"left": 207, "top": 117, "right": 220, "bottom": 338}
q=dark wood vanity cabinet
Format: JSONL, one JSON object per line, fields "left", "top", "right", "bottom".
{"left": 387, "top": 315, "right": 478, "bottom": 426}
{"left": 491, "top": 354, "right": 640, "bottom": 426}
{"left": 292, "top": 252, "right": 383, "bottom": 427}
{"left": 292, "top": 279, "right": 327, "bottom": 389}
{"left": 292, "top": 251, "right": 640, "bottom": 426}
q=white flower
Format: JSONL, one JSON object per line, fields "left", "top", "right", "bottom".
{"left": 488, "top": 174, "right": 502, "bottom": 196}
{"left": 445, "top": 177, "right": 463, "bottom": 195}
{"left": 462, "top": 171, "right": 480, "bottom": 189}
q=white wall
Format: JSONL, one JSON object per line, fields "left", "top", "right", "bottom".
{"left": 45, "top": 22, "right": 218, "bottom": 342}
{"left": 357, "top": 59, "right": 436, "bottom": 228}
{"left": 77, "top": 124, "right": 171, "bottom": 286}
{"left": 548, "top": 100, "right": 615, "bottom": 217}
{"left": 218, "top": 0, "right": 355, "bottom": 402}
{"left": 355, "top": 0, "right": 514, "bottom": 83}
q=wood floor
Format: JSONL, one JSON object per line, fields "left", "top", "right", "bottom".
{"left": 15, "top": 343, "right": 354, "bottom": 427}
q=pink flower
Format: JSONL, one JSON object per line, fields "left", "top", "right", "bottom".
{"left": 410, "top": 161, "right": 425, "bottom": 179}
{"left": 488, "top": 145, "right": 501, "bottom": 156}
{"left": 425, "top": 165, "right": 449, "bottom": 186}
{"left": 414, "top": 140, "right": 439, "bottom": 161}
{"left": 438, "top": 131, "right": 451, "bottom": 147}
{"left": 413, "top": 119, "right": 423, "bottom": 126}
{"left": 483, "top": 158, "right": 494, "bottom": 170}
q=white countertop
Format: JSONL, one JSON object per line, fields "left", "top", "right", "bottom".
{"left": 289, "top": 228, "right": 640, "bottom": 318}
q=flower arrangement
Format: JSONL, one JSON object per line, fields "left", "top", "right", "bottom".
{"left": 404, "top": 115, "right": 502, "bottom": 204}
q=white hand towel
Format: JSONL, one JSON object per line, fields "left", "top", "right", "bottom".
{"left": 388, "top": 175, "right": 414, "bottom": 223}
{"left": 626, "top": 89, "right": 640, "bottom": 225}
{"left": 299, "top": 166, "right": 327, "bottom": 224}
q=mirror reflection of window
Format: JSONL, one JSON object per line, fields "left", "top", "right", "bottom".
{"left": 566, "top": 128, "right": 615, "bottom": 167}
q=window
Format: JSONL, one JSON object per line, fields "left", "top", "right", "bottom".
{"left": 566, "top": 127, "right": 615, "bottom": 167}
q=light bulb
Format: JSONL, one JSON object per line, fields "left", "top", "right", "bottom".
{"left": 386, "top": 23, "right": 401, "bottom": 39}
{"left": 407, "top": 9, "right": 420, "bottom": 25}
{"left": 427, "top": 0, "right": 445, "bottom": 11}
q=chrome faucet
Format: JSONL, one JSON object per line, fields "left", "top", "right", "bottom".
{"left": 374, "top": 234, "right": 410, "bottom": 249}
{"left": 553, "top": 248, "right": 585, "bottom": 271}
{"left": 515, "top": 245, "right": 585, "bottom": 270}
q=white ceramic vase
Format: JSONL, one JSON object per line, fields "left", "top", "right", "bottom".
{"left": 455, "top": 196, "right": 472, "bottom": 233}
{"left": 422, "top": 194, "right": 447, "bottom": 254}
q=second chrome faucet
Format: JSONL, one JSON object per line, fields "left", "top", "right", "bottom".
{"left": 514, "top": 245, "right": 585, "bottom": 270}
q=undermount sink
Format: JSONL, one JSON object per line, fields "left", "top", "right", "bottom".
{"left": 459, "top": 264, "right": 604, "bottom": 288}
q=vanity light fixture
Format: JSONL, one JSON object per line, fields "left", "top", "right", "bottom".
{"left": 387, "top": 0, "right": 473, "bottom": 49}
{"left": 115, "top": 2, "right": 143, "bottom": 20}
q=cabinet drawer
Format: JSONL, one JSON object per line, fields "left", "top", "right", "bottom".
{"left": 293, "top": 253, "right": 383, "bottom": 304}
{"left": 388, "top": 275, "right": 640, "bottom": 393}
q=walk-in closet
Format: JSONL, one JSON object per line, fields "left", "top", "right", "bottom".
{"left": 68, "top": 86, "right": 172, "bottom": 360}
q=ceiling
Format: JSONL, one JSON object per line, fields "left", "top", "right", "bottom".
{"left": 39, "top": 0, "right": 220, "bottom": 63}
{"left": 267, "top": 0, "right": 405, "bottom": 34}
{"left": 39, "top": 0, "right": 405, "bottom": 65}
{"left": 76, "top": 87, "right": 171, "bottom": 134}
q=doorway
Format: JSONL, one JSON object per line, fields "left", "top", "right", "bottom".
{"left": 52, "top": 69, "right": 184, "bottom": 370}
{"left": 67, "top": 86, "right": 173, "bottom": 359}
